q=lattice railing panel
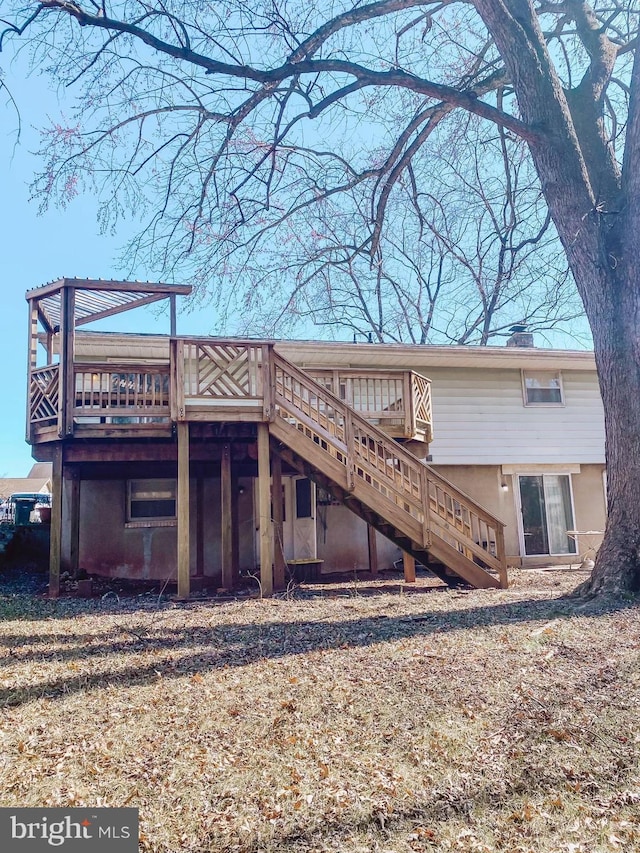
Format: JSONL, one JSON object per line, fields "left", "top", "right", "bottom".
{"left": 30, "top": 365, "right": 60, "bottom": 425}
{"left": 184, "top": 343, "right": 263, "bottom": 399}
{"left": 412, "top": 372, "right": 433, "bottom": 432}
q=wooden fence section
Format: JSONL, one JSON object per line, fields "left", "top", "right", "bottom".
{"left": 272, "top": 352, "right": 507, "bottom": 586}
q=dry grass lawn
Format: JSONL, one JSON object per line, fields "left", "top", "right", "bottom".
{"left": 0, "top": 567, "right": 638, "bottom": 852}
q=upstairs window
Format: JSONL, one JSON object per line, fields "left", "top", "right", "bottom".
{"left": 522, "top": 371, "right": 564, "bottom": 406}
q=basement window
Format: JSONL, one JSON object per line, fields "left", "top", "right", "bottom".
{"left": 522, "top": 371, "right": 564, "bottom": 406}
{"left": 127, "top": 479, "right": 177, "bottom": 526}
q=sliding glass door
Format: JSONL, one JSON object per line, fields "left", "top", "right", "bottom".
{"left": 518, "top": 474, "right": 577, "bottom": 556}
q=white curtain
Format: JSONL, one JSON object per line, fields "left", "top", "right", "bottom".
{"left": 543, "top": 475, "right": 576, "bottom": 554}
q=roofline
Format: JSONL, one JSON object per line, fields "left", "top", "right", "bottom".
{"left": 68, "top": 330, "right": 597, "bottom": 371}
{"left": 276, "top": 340, "right": 597, "bottom": 371}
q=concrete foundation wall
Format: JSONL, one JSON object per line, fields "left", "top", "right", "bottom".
{"left": 77, "top": 475, "right": 256, "bottom": 582}
{"left": 317, "top": 504, "right": 400, "bottom": 573}
{"left": 70, "top": 462, "right": 607, "bottom": 581}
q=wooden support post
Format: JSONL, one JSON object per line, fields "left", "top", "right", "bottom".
{"left": 272, "top": 451, "right": 286, "bottom": 590}
{"left": 367, "top": 524, "right": 378, "bottom": 575}
{"left": 60, "top": 283, "right": 76, "bottom": 437}
{"left": 48, "top": 445, "right": 63, "bottom": 599}
{"left": 221, "top": 443, "right": 234, "bottom": 590}
{"left": 262, "top": 344, "right": 273, "bottom": 421}
{"left": 231, "top": 471, "right": 240, "bottom": 587}
{"left": 403, "top": 551, "right": 416, "bottom": 583}
{"left": 496, "top": 526, "right": 508, "bottom": 589}
{"left": 404, "top": 371, "right": 414, "bottom": 438}
{"left": 177, "top": 421, "right": 190, "bottom": 599}
{"left": 257, "top": 423, "right": 273, "bottom": 597}
{"left": 196, "top": 475, "right": 205, "bottom": 578}
{"left": 169, "top": 293, "right": 177, "bottom": 336}
{"left": 26, "top": 299, "right": 38, "bottom": 443}
{"left": 68, "top": 467, "right": 80, "bottom": 577}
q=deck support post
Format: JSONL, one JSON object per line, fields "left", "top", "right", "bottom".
{"left": 257, "top": 424, "right": 273, "bottom": 597}
{"left": 271, "top": 451, "right": 286, "bottom": 590}
{"left": 48, "top": 444, "right": 63, "bottom": 598}
{"left": 59, "top": 283, "right": 76, "bottom": 438}
{"left": 68, "top": 466, "right": 80, "bottom": 577}
{"left": 177, "top": 420, "right": 190, "bottom": 599}
{"left": 231, "top": 470, "right": 240, "bottom": 587}
{"left": 403, "top": 551, "right": 416, "bottom": 584}
{"left": 221, "top": 443, "right": 234, "bottom": 590}
{"left": 367, "top": 524, "right": 378, "bottom": 575}
{"left": 196, "top": 474, "right": 205, "bottom": 578}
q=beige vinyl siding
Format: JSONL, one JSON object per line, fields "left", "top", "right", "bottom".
{"left": 427, "top": 367, "right": 605, "bottom": 465}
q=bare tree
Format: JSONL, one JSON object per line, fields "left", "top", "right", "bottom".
{"left": 230, "top": 121, "right": 582, "bottom": 344}
{"left": 1, "top": 0, "right": 638, "bottom": 594}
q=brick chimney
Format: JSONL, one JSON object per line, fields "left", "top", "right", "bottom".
{"left": 506, "top": 325, "right": 534, "bottom": 348}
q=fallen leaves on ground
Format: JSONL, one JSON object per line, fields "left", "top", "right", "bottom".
{"left": 0, "top": 567, "right": 638, "bottom": 852}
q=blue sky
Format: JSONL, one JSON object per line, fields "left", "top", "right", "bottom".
{"left": 0, "top": 50, "right": 211, "bottom": 477}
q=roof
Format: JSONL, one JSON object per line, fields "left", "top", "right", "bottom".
{"left": 27, "top": 462, "right": 52, "bottom": 479}
{"left": 0, "top": 478, "right": 51, "bottom": 500}
{"left": 25, "top": 278, "right": 192, "bottom": 333}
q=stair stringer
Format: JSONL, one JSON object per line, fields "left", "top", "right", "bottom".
{"left": 271, "top": 437, "right": 501, "bottom": 590}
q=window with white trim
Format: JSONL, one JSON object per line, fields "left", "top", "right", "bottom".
{"left": 127, "top": 479, "right": 176, "bottom": 524}
{"left": 522, "top": 370, "right": 564, "bottom": 405}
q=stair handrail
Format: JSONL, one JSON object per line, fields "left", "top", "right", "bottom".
{"left": 271, "top": 351, "right": 506, "bottom": 579}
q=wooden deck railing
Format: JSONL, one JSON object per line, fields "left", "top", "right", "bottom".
{"left": 298, "top": 368, "right": 433, "bottom": 441}
{"left": 29, "top": 364, "right": 60, "bottom": 432}
{"left": 72, "top": 363, "right": 171, "bottom": 424}
{"left": 171, "top": 339, "right": 269, "bottom": 421}
{"left": 272, "top": 352, "right": 506, "bottom": 584}
{"left": 411, "top": 372, "right": 433, "bottom": 441}
{"left": 27, "top": 340, "right": 432, "bottom": 442}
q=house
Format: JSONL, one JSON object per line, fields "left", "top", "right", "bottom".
{"left": 277, "top": 337, "right": 606, "bottom": 573}
{"left": 0, "top": 463, "right": 52, "bottom": 502}
{"left": 0, "top": 463, "right": 53, "bottom": 522}
{"left": 25, "top": 279, "right": 605, "bottom": 598}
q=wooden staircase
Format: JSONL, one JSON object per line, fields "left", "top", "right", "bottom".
{"left": 270, "top": 352, "right": 507, "bottom": 589}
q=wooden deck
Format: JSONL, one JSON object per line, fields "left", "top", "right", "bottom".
{"left": 28, "top": 340, "right": 432, "bottom": 443}
{"left": 25, "top": 279, "right": 507, "bottom": 594}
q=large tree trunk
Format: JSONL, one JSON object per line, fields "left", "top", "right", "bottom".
{"left": 578, "top": 260, "right": 640, "bottom": 595}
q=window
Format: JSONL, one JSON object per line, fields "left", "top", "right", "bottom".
{"left": 295, "top": 478, "right": 313, "bottom": 519}
{"left": 518, "top": 474, "right": 577, "bottom": 555}
{"left": 522, "top": 371, "right": 563, "bottom": 405}
{"left": 127, "top": 479, "right": 176, "bottom": 525}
